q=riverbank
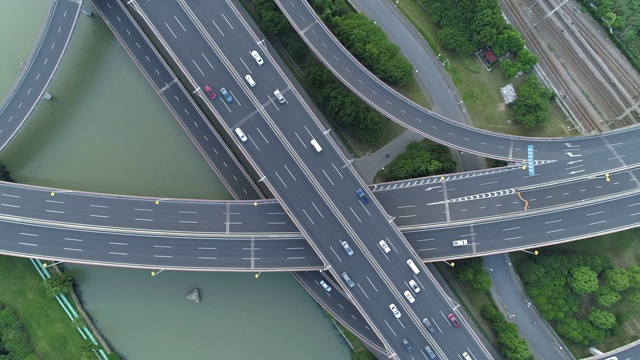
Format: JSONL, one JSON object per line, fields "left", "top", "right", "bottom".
{"left": 0, "top": 256, "right": 87, "bottom": 358}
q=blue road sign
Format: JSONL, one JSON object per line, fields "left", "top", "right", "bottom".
{"left": 527, "top": 145, "right": 535, "bottom": 176}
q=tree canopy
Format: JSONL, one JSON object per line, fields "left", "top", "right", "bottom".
{"left": 378, "top": 140, "right": 456, "bottom": 181}
{"left": 511, "top": 75, "right": 555, "bottom": 127}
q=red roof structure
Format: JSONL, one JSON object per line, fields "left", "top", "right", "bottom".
{"left": 484, "top": 49, "right": 497, "bottom": 63}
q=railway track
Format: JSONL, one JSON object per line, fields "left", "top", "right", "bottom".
{"left": 501, "top": 0, "right": 599, "bottom": 132}
{"left": 535, "top": 0, "right": 637, "bottom": 128}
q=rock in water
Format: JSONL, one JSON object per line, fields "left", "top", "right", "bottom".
{"left": 187, "top": 288, "right": 200, "bottom": 303}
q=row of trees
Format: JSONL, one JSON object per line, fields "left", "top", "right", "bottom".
{"left": 420, "top": 0, "right": 537, "bottom": 77}
{"left": 310, "top": 0, "right": 414, "bottom": 86}
{"left": 378, "top": 140, "right": 456, "bottom": 182}
{"left": 482, "top": 306, "right": 533, "bottom": 360}
{"left": 251, "top": 0, "right": 386, "bottom": 146}
{"left": 0, "top": 304, "right": 37, "bottom": 360}
{"left": 517, "top": 250, "right": 639, "bottom": 346}
{"left": 450, "top": 258, "right": 533, "bottom": 360}
{"left": 577, "top": 0, "right": 640, "bottom": 69}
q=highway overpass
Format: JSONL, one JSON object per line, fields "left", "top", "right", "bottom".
{"left": 0, "top": 0, "right": 82, "bottom": 152}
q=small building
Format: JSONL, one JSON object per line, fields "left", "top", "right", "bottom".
{"left": 483, "top": 49, "right": 497, "bottom": 64}
{"left": 501, "top": 84, "right": 517, "bottom": 104}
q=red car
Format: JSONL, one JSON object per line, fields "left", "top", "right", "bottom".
{"left": 448, "top": 313, "right": 460, "bottom": 327}
{"left": 204, "top": 85, "right": 216, "bottom": 99}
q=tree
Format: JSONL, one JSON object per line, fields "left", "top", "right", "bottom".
{"left": 628, "top": 266, "right": 640, "bottom": 288}
{"left": 595, "top": 286, "right": 621, "bottom": 307}
{"left": 605, "top": 268, "right": 630, "bottom": 292}
{"left": 588, "top": 308, "right": 617, "bottom": 329}
{"left": 516, "top": 48, "right": 538, "bottom": 72}
{"left": 626, "top": 288, "right": 640, "bottom": 304}
{"left": 568, "top": 266, "right": 598, "bottom": 294}
{"left": 511, "top": 75, "right": 554, "bottom": 127}
{"left": 438, "top": 26, "right": 477, "bottom": 55}
{"left": 378, "top": 140, "right": 456, "bottom": 181}
{"left": 352, "top": 351, "right": 377, "bottom": 360}
{"left": 492, "top": 29, "right": 525, "bottom": 55}
{"left": 500, "top": 59, "right": 521, "bottom": 78}
{"left": 473, "top": 271, "right": 492, "bottom": 292}
{"left": 42, "top": 271, "right": 74, "bottom": 298}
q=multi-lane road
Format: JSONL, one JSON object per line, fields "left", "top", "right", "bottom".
{"left": 0, "top": 0, "right": 82, "bottom": 152}
{"left": 126, "top": 0, "right": 497, "bottom": 357}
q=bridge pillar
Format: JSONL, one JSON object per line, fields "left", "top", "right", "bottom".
{"left": 42, "top": 92, "right": 52, "bottom": 100}
{"left": 81, "top": 7, "right": 93, "bottom": 16}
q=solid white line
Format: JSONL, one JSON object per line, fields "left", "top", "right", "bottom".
{"left": 198, "top": 247, "right": 217, "bottom": 250}
{"left": 587, "top": 211, "right": 604, "bottom": 216}
{"left": 64, "top": 248, "right": 82, "bottom": 252}
{"left": 504, "top": 236, "right": 522, "bottom": 241}
{"left": 502, "top": 227, "right": 520, "bottom": 231}
{"left": 64, "top": 238, "right": 83, "bottom": 242}
{"left": 109, "top": 242, "right": 127, "bottom": 246}
{"left": 198, "top": 257, "right": 217, "bottom": 260}
{"left": 589, "top": 220, "right": 606, "bottom": 226}
{"left": 19, "top": 242, "right": 37, "bottom": 247}
{"left": 547, "top": 229, "right": 565, "bottom": 233}
{"left": 109, "top": 252, "right": 127, "bottom": 256}
{"left": 154, "top": 255, "right": 172, "bottom": 258}
{"left": 134, "top": 218, "right": 153, "bottom": 222}
{"left": 545, "top": 219, "right": 563, "bottom": 224}
{"left": 154, "top": 245, "right": 172, "bottom": 248}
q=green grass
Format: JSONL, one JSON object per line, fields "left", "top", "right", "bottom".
{"left": 395, "top": 0, "right": 574, "bottom": 138}
{"left": 0, "top": 256, "right": 87, "bottom": 358}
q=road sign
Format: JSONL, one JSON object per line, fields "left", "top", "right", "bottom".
{"left": 527, "top": 145, "right": 535, "bottom": 176}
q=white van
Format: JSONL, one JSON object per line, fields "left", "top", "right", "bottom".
{"left": 310, "top": 139, "right": 322, "bottom": 153}
{"left": 406, "top": 259, "right": 420, "bottom": 274}
{"left": 274, "top": 89, "right": 285, "bottom": 103}
{"left": 452, "top": 239, "right": 468, "bottom": 247}
{"left": 234, "top": 128, "right": 247, "bottom": 142}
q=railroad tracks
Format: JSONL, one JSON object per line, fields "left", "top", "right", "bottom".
{"left": 501, "top": 0, "right": 640, "bottom": 132}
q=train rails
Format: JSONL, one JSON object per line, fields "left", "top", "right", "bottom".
{"left": 501, "top": 0, "right": 640, "bottom": 132}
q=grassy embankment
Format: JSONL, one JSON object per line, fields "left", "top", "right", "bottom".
{"left": 395, "top": 0, "right": 574, "bottom": 138}
{"left": 0, "top": 256, "right": 87, "bottom": 358}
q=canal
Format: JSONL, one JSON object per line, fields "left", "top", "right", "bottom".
{"left": 0, "top": 1, "right": 351, "bottom": 359}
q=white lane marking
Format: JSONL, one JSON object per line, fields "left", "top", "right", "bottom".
{"left": 545, "top": 219, "right": 563, "bottom": 224}
{"left": 384, "top": 321, "right": 397, "bottom": 337}
{"left": 504, "top": 236, "right": 522, "bottom": 241}
{"left": 174, "top": 16, "right": 186, "bottom": 31}
{"left": 198, "top": 257, "right": 217, "bottom": 260}
{"left": 211, "top": 20, "right": 224, "bottom": 36}
{"left": 179, "top": 220, "right": 198, "bottom": 224}
{"left": 481, "top": 181, "right": 498, "bottom": 185}
{"left": 589, "top": 220, "right": 606, "bottom": 226}
{"left": 357, "top": 284, "right": 370, "bottom": 299}
{"left": 332, "top": 163, "right": 344, "bottom": 178}
{"left": 164, "top": 23, "right": 178, "bottom": 38}
{"left": 275, "top": 172, "right": 287, "bottom": 188}
{"left": 90, "top": 204, "right": 109, "bottom": 208}
{"left": 109, "top": 242, "right": 127, "bottom": 246}
{"left": 503, "top": 227, "right": 520, "bottom": 231}
{"left": 134, "top": 218, "right": 153, "bottom": 222}
{"left": 64, "top": 238, "right": 83, "bottom": 242}
{"left": 256, "top": 127, "right": 269, "bottom": 143}
{"left": 366, "top": 277, "right": 379, "bottom": 292}
{"left": 90, "top": 214, "right": 109, "bottom": 218}
{"left": 547, "top": 229, "right": 565, "bottom": 233}
{"left": 45, "top": 210, "right": 64, "bottom": 214}
{"left": 284, "top": 165, "right": 297, "bottom": 180}
{"left": 192, "top": 59, "right": 205, "bottom": 76}
{"left": 322, "top": 170, "right": 335, "bottom": 186}
{"left": 350, "top": 207, "right": 362, "bottom": 223}
{"left": 311, "top": 202, "right": 324, "bottom": 218}
{"left": 109, "top": 252, "right": 128, "bottom": 256}
{"left": 201, "top": 53, "right": 214, "bottom": 68}
{"left": 1, "top": 193, "right": 20, "bottom": 198}
{"left": 154, "top": 245, "right": 173, "bottom": 249}
{"left": 134, "top": 208, "right": 153, "bottom": 212}
{"left": 1, "top": 203, "right": 19, "bottom": 208}
{"left": 154, "top": 255, "right": 172, "bottom": 258}
{"left": 19, "top": 233, "right": 38, "bottom": 237}
{"left": 587, "top": 211, "right": 604, "bottom": 216}
{"left": 302, "top": 209, "right": 315, "bottom": 225}
{"left": 198, "top": 247, "right": 216, "bottom": 250}
{"left": 221, "top": 13, "right": 233, "bottom": 28}
{"left": 46, "top": 200, "right": 64, "bottom": 204}
{"left": 64, "top": 248, "right": 82, "bottom": 252}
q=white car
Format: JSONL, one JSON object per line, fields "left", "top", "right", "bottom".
{"left": 409, "top": 280, "right": 420, "bottom": 293}
{"left": 320, "top": 280, "right": 331, "bottom": 292}
{"left": 403, "top": 290, "right": 415, "bottom": 303}
{"left": 389, "top": 304, "right": 401, "bottom": 318}
{"left": 251, "top": 50, "right": 263, "bottom": 65}
{"left": 274, "top": 89, "right": 285, "bottom": 103}
{"left": 245, "top": 74, "right": 256, "bottom": 87}
{"left": 379, "top": 240, "right": 391, "bottom": 253}
{"left": 452, "top": 239, "right": 468, "bottom": 247}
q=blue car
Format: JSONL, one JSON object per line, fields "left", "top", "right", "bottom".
{"left": 220, "top": 87, "right": 233, "bottom": 103}
{"left": 356, "top": 188, "right": 368, "bottom": 204}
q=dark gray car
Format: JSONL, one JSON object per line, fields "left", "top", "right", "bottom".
{"left": 424, "top": 345, "right": 437, "bottom": 358}
{"left": 422, "top": 318, "right": 436, "bottom": 333}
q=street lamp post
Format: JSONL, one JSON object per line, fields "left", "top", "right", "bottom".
{"left": 43, "top": 261, "right": 64, "bottom": 268}
{"left": 151, "top": 269, "right": 165, "bottom": 276}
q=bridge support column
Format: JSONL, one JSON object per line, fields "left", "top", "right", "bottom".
{"left": 82, "top": 7, "right": 93, "bottom": 16}
{"left": 42, "top": 92, "right": 52, "bottom": 100}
